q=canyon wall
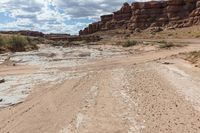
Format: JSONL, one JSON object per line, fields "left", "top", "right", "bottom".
{"left": 79, "top": 0, "right": 200, "bottom": 35}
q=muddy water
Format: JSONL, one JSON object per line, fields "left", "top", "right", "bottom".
{"left": 0, "top": 45, "right": 128, "bottom": 108}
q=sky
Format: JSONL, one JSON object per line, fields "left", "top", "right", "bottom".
{"left": 0, "top": 0, "right": 153, "bottom": 34}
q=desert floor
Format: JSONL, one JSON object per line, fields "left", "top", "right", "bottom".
{"left": 1, "top": 39, "right": 200, "bottom": 133}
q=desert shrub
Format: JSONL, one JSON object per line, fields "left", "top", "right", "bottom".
{"left": 158, "top": 41, "right": 184, "bottom": 49}
{"left": 158, "top": 40, "right": 177, "bottom": 49}
{"left": 8, "top": 35, "right": 29, "bottom": 51}
{"left": 0, "top": 35, "right": 38, "bottom": 53}
{"left": 183, "top": 51, "right": 200, "bottom": 64}
{"left": 0, "top": 36, "right": 5, "bottom": 46}
{"left": 159, "top": 42, "right": 175, "bottom": 49}
{"left": 123, "top": 40, "right": 138, "bottom": 47}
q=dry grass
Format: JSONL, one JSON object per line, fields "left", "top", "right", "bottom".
{"left": 0, "top": 35, "right": 38, "bottom": 53}
{"left": 156, "top": 41, "right": 185, "bottom": 49}
{"left": 180, "top": 51, "right": 200, "bottom": 64}
{"left": 122, "top": 40, "right": 138, "bottom": 47}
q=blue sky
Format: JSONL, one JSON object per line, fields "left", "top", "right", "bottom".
{"left": 0, "top": 0, "right": 150, "bottom": 34}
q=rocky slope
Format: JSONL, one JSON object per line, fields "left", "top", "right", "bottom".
{"left": 79, "top": 0, "right": 200, "bottom": 35}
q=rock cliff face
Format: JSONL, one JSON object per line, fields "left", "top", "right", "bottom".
{"left": 79, "top": 0, "right": 200, "bottom": 35}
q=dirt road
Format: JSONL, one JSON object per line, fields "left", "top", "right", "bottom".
{"left": 1, "top": 41, "right": 200, "bottom": 133}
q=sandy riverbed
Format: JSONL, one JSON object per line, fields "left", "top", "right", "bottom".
{"left": 1, "top": 41, "right": 200, "bottom": 133}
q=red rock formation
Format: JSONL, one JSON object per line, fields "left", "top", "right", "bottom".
{"left": 80, "top": 0, "right": 200, "bottom": 35}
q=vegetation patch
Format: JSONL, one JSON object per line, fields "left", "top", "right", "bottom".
{"left": 122, "top": 40, "right": 138, "bottom": 47}
{"left": 158, "top": 41, "right": 184, "bottom": 49}
{"left": 0, "top": 35, "right": 38, "bottom": 53}
{"left": 180, "top": 51, "right": 200, "bottom": 64}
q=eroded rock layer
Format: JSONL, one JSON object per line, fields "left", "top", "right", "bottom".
{"left": 79, "top": 0, "right": 200, "bottom": 35}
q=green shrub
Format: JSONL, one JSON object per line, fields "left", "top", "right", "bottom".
{"left": 123, "top": 40, "right": 138, "bottom": 47}
{"left": 8, "top": 36, "right": 29, "bottom": 51}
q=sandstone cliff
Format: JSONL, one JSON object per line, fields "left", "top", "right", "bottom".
{"left": 79, "top": 0, "right": 200, "bottom": 35}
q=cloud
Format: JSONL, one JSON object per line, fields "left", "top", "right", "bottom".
{"left": 0, "top": 0, "right": 155, "bottom": 34}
